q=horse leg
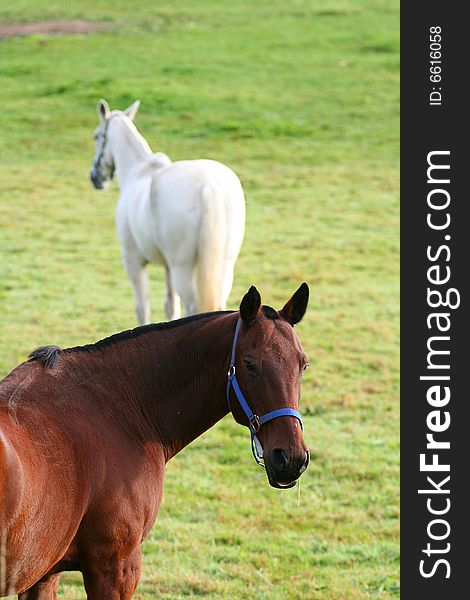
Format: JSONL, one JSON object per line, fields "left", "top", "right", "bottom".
{"left": 164, "top": 266, "right": 181, "bottom": 320}
{"left": 170, "top": 263, "right": 197, "bottom": 315}
{"left": 82, "top": 546, "right": 142, "bottom": 600}
{"left": 122, "top": 251, "right": 150, "bottom": 325}
{"left": 18, "top": 573, "right": 60, "bottom": 600}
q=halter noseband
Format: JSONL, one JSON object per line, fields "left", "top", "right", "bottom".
{"left": 226, "top": 318, "right": 304, "bottom": 466}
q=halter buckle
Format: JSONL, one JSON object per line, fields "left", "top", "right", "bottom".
{"left": 228, "top": 365, "right": 236, "bottom": 378}
{"left": 249, "top": 415, "right": 260, "bottom": 433}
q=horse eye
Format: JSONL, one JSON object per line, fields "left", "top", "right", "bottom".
{"left": 302, "top": 363, "right": 310, "bottom": 373}
{"left": 244, "top": 360, "right": 258, "bottom": 377}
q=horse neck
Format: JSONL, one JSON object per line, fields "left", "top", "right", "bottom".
{"left": 108, "top": 117, "right": 153, "bottom": 187}
{"left": 112, "top": 313, "right": 237, "bottom": 461}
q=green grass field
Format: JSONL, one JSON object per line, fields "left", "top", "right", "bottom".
{"left": 0, "top": 1, "right": 399, "bottom": 598}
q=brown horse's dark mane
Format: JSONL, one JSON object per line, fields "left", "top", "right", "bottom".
{"left": 261, "top": 305, "right": 279, "bottom": 320}
{"left": 28, "top": 310, "right": 231, "bottom": 368}
{"left": 28, "top": 305, "right": 280, "bottom": 369}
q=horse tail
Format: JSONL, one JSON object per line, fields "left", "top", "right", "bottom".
{"left": 196, "top": 184, "right": 228, "bottom": 312}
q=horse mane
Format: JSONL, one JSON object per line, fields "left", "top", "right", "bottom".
{"left": 149, "top": 152, "right": 172, "bottom": 169}
{"left": 28, "top": 306, "right": 279, "bottom": 369}
{"left": 261, "top": 305, "right": 279, "bottom": 320}
{"left": 29, "top": 345, "right": 62, "bottom": 368}
{"left": 28, "top": 311, "right": 231, "bottom": 369}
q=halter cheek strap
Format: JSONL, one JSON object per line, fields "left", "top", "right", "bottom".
{"left": 226, "top": 318, "right": 304, "bottom": 466}
{"left": 93, "top": 119, "right": 109, "bottom": 171}
{"left": 93, "top": 117, "right": 115, "bottom": 177}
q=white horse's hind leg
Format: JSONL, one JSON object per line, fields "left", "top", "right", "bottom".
{"left": 170, "top": 264, "right": 197, "bottom": 316}
{"left": 122, "top": 252, "right": 151, "bottom": 325}
{"left": 164, "top": 266, "right": 181, "bottom": 321}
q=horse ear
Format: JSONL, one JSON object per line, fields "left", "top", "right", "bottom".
{"left": 279, "top": 283, "right": 309, "bottom": 326}
{"left": 240, "top": 286, "right": 262, "bottom": 326}
{"left": 123, "top": 99, "right": 141, "bottom": 121}
{"left": 97, "top": 99, "right": 110, "bottom": 121}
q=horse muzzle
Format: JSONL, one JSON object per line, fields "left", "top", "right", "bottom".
{"left": 265, "top": 448, "right": 310, "bottom": 489}
{"left": 90, "top": 169, "right": 105, "bottom": 189}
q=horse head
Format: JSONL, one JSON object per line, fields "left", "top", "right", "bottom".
{"left": 89, "top": 98, "right": 140, "bottom": 189}
{"left": 228, "top": 284, "right": 310, "bottom": 489}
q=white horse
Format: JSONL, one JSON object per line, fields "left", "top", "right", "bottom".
{"left": 89, "top": 99, "right": 246, "bottom": 324}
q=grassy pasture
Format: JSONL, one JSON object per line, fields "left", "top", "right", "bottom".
{"left": 0, "top": 0, "right": 399, "bottom": 598}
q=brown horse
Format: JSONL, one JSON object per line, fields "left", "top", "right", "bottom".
{"left": 0, "top": 284, "right": 310, "bottom": 599}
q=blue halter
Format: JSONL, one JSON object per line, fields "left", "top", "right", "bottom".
{"left": 226, "top": 318, "right": 304, "bottom": 466}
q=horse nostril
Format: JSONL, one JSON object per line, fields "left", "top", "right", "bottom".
{"left": 271, "top": 448, "right": 289, "bottom": 470}
{"left": 299, "top": 450, "right": 310, "bottom": 474}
